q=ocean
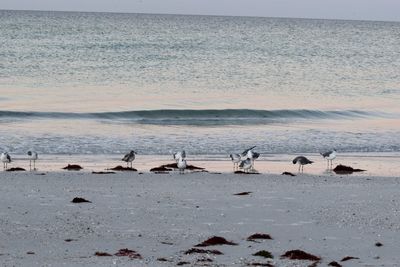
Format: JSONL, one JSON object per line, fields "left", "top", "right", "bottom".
{"left": 0, "top": 10, "right": 399, "bottom": 161}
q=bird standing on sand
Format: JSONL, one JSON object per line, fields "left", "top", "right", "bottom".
{"left": 27, "top": 150, "right": 38, "bottom": 171}
{"left": 239, "top": 158, "right": 252, "bottom": 173}
{"left": 321, "top": 149, "right": 337, "bottom": 169}
{"left": 241, "top": 146, "right": 260, "bottom": 170}
{"left": 177, "top": 157, "right": 187, "bottom": 174}
{"left": 1, "top": 152, "right": 12, "bottom": 170}
{"left": 229, "top": 153, "right": 241, "bottom": 170}
{"left": 173, "top": 150, "right": 186, "bottom": 162}
{"left": 122, "top": 150, "right": 136, "bottom": 168}
{"left": 292, "top": 156, "right": 313, "bottom": 172}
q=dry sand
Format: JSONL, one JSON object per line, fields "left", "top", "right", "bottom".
{"left": 0, "top": 171, "right": 399, "bottom": 266}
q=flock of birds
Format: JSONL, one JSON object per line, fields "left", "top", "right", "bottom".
{"left": 1, "top": 151, "right": 38, "bottom": 171}
{"left": 230, "top": 146, "right": 337, "bottom": 173}
{"left": 1, "top": 147, "right": 337, "bottom": 173}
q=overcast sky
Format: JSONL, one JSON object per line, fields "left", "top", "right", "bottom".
{"left": 1, "top": 0, "right": 400, "bottom": 22}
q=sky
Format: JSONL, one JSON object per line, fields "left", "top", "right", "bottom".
{"left": 1, "top": 0, "right": 400, "bottom": 22}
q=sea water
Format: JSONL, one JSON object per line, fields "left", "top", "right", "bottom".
{"left": 0, "top": 10, "right": 399, "bottom": 171}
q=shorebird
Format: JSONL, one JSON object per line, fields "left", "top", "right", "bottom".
{"left": 239, "top": 158, "right": 252, "bottom": 173}
{"left": 241, "top": 146, "right": 259, "bottom": 169}
{"left": 320, "top": 149, "right": 337, "bottom": 169}
{"left": 173, "top": 150, "right": 186, "bottom": 162}
{"left": 177, "top": 157, "right": 187, "bottom": 174}
{"left": 1, "top": 152, "right": 12, "bottom": 170}
{"left": 292, "top": 156, "right": 313, "bottom": 172}
{"left": 27, "top": 150, "right": 38, "bottom": 171}
{"left": 229, "top": 153, "right": 241, "bottom": 170}
{"left": 122, "top": 150, "right": 136, "bottom": 168}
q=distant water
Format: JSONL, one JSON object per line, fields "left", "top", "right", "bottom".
{"left": 0, "top": 10, "right": 399, "bottom": 155}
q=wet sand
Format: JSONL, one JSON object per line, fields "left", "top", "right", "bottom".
{"left": 5, "top": 152, "right": 400, "bottom": 177}
{"left": 0, "top": 171, "right": 399, "bottom": 266}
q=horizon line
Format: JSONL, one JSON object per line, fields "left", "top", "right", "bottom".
{"left": 1, "top": 8, "right": 399, "bottom": 24}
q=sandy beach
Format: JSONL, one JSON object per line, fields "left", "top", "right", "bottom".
{"left": 1, "top": 171, "right": 399, "bottom": 266}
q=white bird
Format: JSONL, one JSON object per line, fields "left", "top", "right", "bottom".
{"left": 122, "top": 150, "right": 136, "bottom": 168}
{"left": 229, "top": 153, "right": 241, "bottom": 170}
{"left": 173, "top": 150, "right": 186, "bottom": 162}
{"left": 320, "top": 149, "right": 337, "bottom": 169}
{"left": 241, "top": 146, "right": 256, "bottom": 158}
{"left": 177, "top": 157, "right": 187, "bottom": 174}
{"left": 241, "top": 146, "right": 260, "bottom": 169}
{"left": 27, "top": 151, "right": 38, "bottom": 171}
{"left": 239, "top": 158, "right": 252, "bottom": 173}
{"left": 292, "top": 156, "right": 313, "bottom": 172}
{"left": 1, "top": 152, "right": 12, "bottom": 170}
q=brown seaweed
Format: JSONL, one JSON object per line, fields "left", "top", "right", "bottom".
{"left": 281, "top": 250, "right": 320, "bottom": 261}
{"left": 195, "top": 236, "right": 238, "bottom": 247}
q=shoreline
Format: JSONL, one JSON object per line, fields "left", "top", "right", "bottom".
{"left": 3, "top": 152, "right": 400, "bottom": 177}
{"left": 1, "top": 172, "right": 399, "bottom": 266}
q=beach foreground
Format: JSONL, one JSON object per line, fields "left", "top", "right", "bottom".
{"left": 1, "top": 171, "right": 399, "bottom": 266}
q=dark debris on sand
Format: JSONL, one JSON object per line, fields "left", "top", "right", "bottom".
{"left": 195, "top": 236, "right": 238, "bottom": 247}
{"left": 71, "top": 197, "right": 91, "bottom": 203}
{"left": 6, "top": 167, "right": 26, "bottom": 172}
{"left": 26, "top": 251, "right": 35, "bottom": 255}
{"left": 177, "top": 261, "right": 190, "bottom": 265}
{"left": 341, "top": 256, "right": 359, "bottom": 262}
{"left": 281, "top": 250, "right": 321, "bottom": 261}
{"left": 248, "top": 263, "right": 274, "bottom": 267}
{"left": 160, "top": 241, "right": 174, "bottom": 245}
{"left": 92, "top": 171, "right": 115, "bottom": 174}
{"left": 247, "top": 233, "right": 273, "bottom": 241}
{"left": 95, "top": 251, "right": 112, "bottom": 257}
{"left": 108, "top": 166, "right": 137, "bottom": 171}
{"left": 64, "top": 239, "right": 77, "bottom": 242}
{"left": 184, "top": 248, "right": 223, "bottom": 255}
{"left": 282, "top": 171, "right": 296, "bottom": 176}
{"left": 151, "top": 163, "right": 205, "bottom": 171}
{"left": 62, "top": 164, "right": 83, "bottom": 171}
{"left": 234, "top": 171, "right": 260, "bottom": 174}
{"left": 252, "top": 250, "right": 273, "bottom": 259}
{"left": 333, "top": 165, "right": 365, "bottom": 174}
{"left": 375, "top": 242, "right": 383, "bottom": 247}
{"left": 114, "top": 248, "right": 142, "bottom": 259}
{"left": 328, "top": 261, "right": 342, "bottom": 267}
{"left": 157, "top": 257, "right": 172, "bottom": 262}
{"left": 150, "top": 166, "right": 174, "bottom": 172}
{"left": 234, "top": 191, "right": 252, "bottom": 196}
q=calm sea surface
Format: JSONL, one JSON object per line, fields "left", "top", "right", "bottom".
{"left": 0, "top": 10, "right": 399, "bottom": 158}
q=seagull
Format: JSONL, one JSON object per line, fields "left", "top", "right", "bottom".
{"left": 241, "top": 146, "right": 256, "bottom": 158}
{"left": 229, "top": 153, "right": 241, "bottom": 170}
{"left": 239, "top": 158, "right": 252, "bottom": 173}
{"left": 1, "top": 152, "right": 12, "bottom": 170}
{"left": 320, "top": 149, "right": 337, "bottom": 169}
{"left": 241, "top": 146, "right": 259, "bottom": 169}
{"left": 173, "top": 150, "right": 186, "bottom": 162}
{"left": 292, "top": 156, "right": 313, "bottom": 172}
{"left": 177, "top": 157, "right": 187, "bottom": 174}
{"left": 27, "top": 151, "right": 38, "bottom": 171}
{"left": 122, "top": 150, "right": 136, "bottom": 168}
{"left": 251, "top": 151, "right": 260, "bottom": 169}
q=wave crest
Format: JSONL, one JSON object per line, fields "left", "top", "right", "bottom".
{"left": 0, "top": 109, "right": 375, "bottom": 125}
